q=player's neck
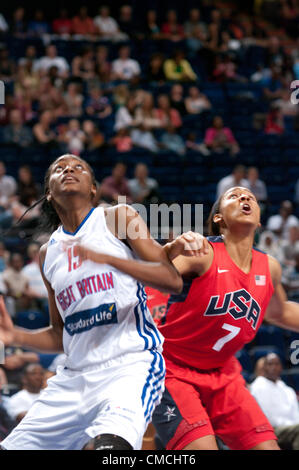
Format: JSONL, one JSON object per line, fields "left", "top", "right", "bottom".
{"left": 221, "top": 232, "right": 254, "bottom": 273}
{"left": 56, "top": 204, "right": 94, "bottom": 234}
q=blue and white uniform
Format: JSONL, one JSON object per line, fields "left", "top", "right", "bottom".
{"left": 1, "top": 206, "right": 165, "bottom": 450}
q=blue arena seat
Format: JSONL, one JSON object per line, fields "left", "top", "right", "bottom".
{"left": 249, "top": 345, "right": 286, "bottom": 367}
{"left": 235, "top": 348, "right": 253, "bottom": 373}
{"left": 159, "top": 186, "right": 181, "bottom": 204}
{"left": 267, "top": 185, "right": 293, "bottom": 203}
{"left": 38, "top": 353, "right": 58, "bottom": 370}
{"left": 182, "top": 186, "right": 205, "bottom": 204}
{"left": 281, "top": 367, "right": 299, "bottom": 392}
{"left": 14, "top": 311, "right": 49, "bottom": 330}
{"left": 255, "top": 325, "right": 286, "bottom": 352}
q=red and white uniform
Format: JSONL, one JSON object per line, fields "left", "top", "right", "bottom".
{"left": 158, "top": 236, "right": 274, "bottom": 369}
{"left": 153, "top": 236, "right": 277, "bottom": 450}
{"left": 145, "top": 286, "right": 170, "bottom": 326}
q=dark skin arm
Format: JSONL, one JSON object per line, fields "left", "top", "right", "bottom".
{"left": 265, "top": 255, "right": 299, "bottom": 331}
{"left": 75, "top": 204, "right": 183, "bottom": 294}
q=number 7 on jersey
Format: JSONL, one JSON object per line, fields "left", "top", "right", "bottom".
{"left": 212, "top": 323, "right": 241, "bottom": 352}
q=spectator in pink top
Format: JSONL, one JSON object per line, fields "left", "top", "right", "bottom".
{"left": 52, "top": 8, "right": 72, "bottom": 35}
{"left": 161, "top": 9, "right": 185, "bottom": 42}
{"left": 99, "top": 162, "right": 132, "bottom": 204}
{"left": 154, "top": 94, "right": 182, "bottom": 129}
{"left": 110, "top": 129, "right": 133, "bottom": 153}
{"left": 204, "top": 115, "right": 240, "bottom": 156}
{"left": 72, "top": 6, "right": 97, "bottom": 36}
{"left": 264, "top": 104, "right": 285, "bottom": 134}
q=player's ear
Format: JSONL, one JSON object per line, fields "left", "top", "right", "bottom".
{"left": 214, "top": 213, "right": 226, "bottom": 231}
{"left": 213, "top": 213, "right": 223, "bottom": 224}
{"left": 46, "top": 192, "right": 52, "bottom": 203}
{"left": 91, "top": 184, "right": 97, "bottom": 200}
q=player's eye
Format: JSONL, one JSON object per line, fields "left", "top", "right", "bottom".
{"left": 75, "top": 164, "right": 83, "bottom": 170}
{"left": 54, "top": 165, "right": 63, "bottom": 173}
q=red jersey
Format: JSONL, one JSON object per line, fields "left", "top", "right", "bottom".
{"left": 157, "top": 236, "right": 274, "bottom": 370}
{"left": 145, "top": 286, "right": 170, "bottom": 325}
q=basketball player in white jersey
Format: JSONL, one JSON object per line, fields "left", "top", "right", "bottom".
{"left": 0, "top": 154, "right": 206, "bottom": 450}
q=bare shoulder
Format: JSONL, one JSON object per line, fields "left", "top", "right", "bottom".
{"left": 105, "top": 204, "right": 137, "bottom": 218}
{"left": 39, "top": 242, "right": 49, "bottom": 269}
{"left": 105, "top": 204, "right": 144, "bottom": 239}
{"left": 267, "top": 254, "right": 282, "bottom": 287}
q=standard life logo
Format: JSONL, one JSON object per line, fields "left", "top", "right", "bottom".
{"left": 65, "top": 303, "right": 117, "bottom": 336}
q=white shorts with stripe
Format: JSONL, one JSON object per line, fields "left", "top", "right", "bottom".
{"left": 1, "top": 350, "right": 165, "bottom": 450}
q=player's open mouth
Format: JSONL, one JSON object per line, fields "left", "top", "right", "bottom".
{"left": 62, "top": 176, "right": 79, "bottom": 183}
{"left": 241, "top": 203, "right": 252, "bottom": 214}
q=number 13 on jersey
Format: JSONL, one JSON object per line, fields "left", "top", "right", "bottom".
{"left": 67, "top": 246, "right": 82, "bottom": 272}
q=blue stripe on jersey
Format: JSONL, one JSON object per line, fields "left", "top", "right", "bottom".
{"left": 143, "top": 350, "right": 165, "bottom": 423}
{"left": 207, "top": 235, "right": 223, "bottom": 243}
{"left": 208, "top": 234, "right": 266, "bottom": 254}
{"left": 134, "top": 282, "right": 160, "bottom": 350}
{"left": 62, "top": 207, "right": 95, "bottom": 236}
{"left": 133, "top": 288, "right": 149, "bottom": 350}
{"left": 140, "top": 285, "right": 162, "bottom": 347}
{"left": 142, "top": 349, "right": 165, "bottom": 423}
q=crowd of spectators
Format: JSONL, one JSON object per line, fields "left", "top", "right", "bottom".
{"left": 0, "top": 3, "right": 299, "bottom": 158}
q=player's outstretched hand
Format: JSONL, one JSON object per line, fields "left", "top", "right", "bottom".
{"left": 73, "top": 244, "right": 108, "bottom": 265}
{"left": 0, "top": 295, "right": 15, "bottom": 346}
{"left": 166, "top": 231, "right": 210, "bottom": 260}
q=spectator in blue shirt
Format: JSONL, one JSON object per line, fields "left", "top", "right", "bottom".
{"left": 27, "top": 9, "right": 51, "bottom": 36}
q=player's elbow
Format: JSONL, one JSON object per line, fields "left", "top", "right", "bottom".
{"left": 165, "top": 269, "right": 183, "bottom": 295}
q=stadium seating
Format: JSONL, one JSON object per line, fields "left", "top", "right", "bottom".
{"left": 14, "top": 311, "right": 49, "bottom": 330}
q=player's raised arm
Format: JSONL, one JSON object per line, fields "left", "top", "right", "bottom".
{"left": 74, "top": 204, "right": 183, "bottom": 294}
{"left": 265, "top": 255, "right": 299, "bottom": 332}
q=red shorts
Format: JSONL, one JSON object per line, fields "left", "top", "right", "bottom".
{"left": 152, "top": 356, "right": 276, "bottom": 450}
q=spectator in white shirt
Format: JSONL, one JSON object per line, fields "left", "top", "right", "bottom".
{"left": 246, "top": 167, "right": 268, "bottom": 203}
{"left": 216, "top": 165, "right": 250, "bottom": 200}
{"left": 280, "top": 226, "right": 299, "bottom": 267}
{"left": 257, "top": 230, "right": 284, "bottom": 263}
{"left": 0, "top": 13, "right": 8, "bottom": 33}
{"left": 6, "top": 364, "right": 44, "bottom": 423}
{"left": 250, "top": 353, "right": 299, "bottom": 450}
{"left": 111, "top": 45, "right": 141, "bottom": 83}
{"left": 34, "top": 44, "right": 69, "bottom": 78}
{"left": 131, "top": 125, "right": 159, "bottom": 153}
{"left": 21, "top": 242, "right": 48, "bottom": 301}
{"left": 0, "top": 161, "right": 17, "bottom": 230}
{"left": 0, "top": 161, "right": 17, "bottom": 209}
{"left": 114, "top": 95, "right": 137, "bottom": 131}
{"left": 94, "top": 5, "right": 127, "bottom": 41}
{"left": 267, "top": 200, "right": 299, "bottom": 240}
{"left": 128, "top": 163, "right": 159, "bottom": 204}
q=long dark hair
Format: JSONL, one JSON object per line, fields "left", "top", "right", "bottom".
{"left": 15, "top": 154, "right": 97, "bottom": 234}
{"left": 207, "top": 194, "right": 224, "bottom": 236}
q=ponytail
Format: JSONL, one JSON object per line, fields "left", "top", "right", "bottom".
{"left": 6, "top": 154, "right": 97, "bottom": 236}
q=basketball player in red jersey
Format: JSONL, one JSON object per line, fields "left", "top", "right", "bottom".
{"left": 153, "top": 186, "right": 299, "bottom": 450}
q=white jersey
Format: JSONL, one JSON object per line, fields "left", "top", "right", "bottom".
{"left": 43, "top": 206, "right": 164, "bottom": 371}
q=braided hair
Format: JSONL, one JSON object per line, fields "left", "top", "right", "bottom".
{"left": 15, "top": 154, "right": 97, "bottom": 234}
{"left": 207, "top": 194, "right": 224, "bottom": 236}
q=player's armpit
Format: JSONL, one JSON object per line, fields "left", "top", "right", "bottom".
{"left": 173, "top": 245, "right": 214, "bottom": 277}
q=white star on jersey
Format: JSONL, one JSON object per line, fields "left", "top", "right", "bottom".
{"left": 164, "top": 406, "right": 176, "bottom": 422}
